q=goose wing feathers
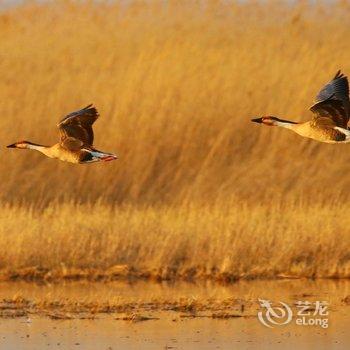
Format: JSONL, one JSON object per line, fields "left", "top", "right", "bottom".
{"left": 58, "top": 104, "right": 99, "bottom": 150}
{"left": 310, "top": 71, "right": 350, "bottom": 128}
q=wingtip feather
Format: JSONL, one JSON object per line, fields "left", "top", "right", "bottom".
{"left": 334, "top": 70, "right": 345, "bottom": 80}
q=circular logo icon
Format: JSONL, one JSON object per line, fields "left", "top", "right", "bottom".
{"left": 257, "top": 299, "right": 293, "bottom": 328}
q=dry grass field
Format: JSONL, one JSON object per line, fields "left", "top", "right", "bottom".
{"left": 0, "top": 1, "right": 350, "bottom": 281}
{"left": 1, "top": 200, "right": 350, "bottom": 281}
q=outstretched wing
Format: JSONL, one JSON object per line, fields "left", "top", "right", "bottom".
{"left": 58, "top": 104, "right": 99, "bottom": 150}
{"left": 310, "top": 71, "right": 350, "bottom": 128}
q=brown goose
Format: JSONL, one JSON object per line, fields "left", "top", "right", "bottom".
{"left": 7, "top": 104, "right": 118, "bottom": 163}
{"left": 251, "top": 71, "right": 350, "bottom": 143}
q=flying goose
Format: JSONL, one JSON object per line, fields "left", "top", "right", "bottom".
{"left": 7, "top": 104, "right": 118, "bottom": 163}
{"left": 251, "top": 71, "right": 350, "bottom": 143}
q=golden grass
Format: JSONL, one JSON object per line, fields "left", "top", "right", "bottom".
{"left": 0, "top": 200, "right": 349, "bottom": 280}
{"left": 1, "top": 1, "right": 350, "bottom": 204}
{"left": 0, "top": 1, "right": 350, "bottom": 280}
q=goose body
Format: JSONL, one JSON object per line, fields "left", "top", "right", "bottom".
{"left": 7, "top": 105, "right": 117, "bottom": 164}
{"left": 252, "top": 71, "right": 350, "bottom": 143}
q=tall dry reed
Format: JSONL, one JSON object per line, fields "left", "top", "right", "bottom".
{"left": 0, "top": 2, "right": 349, "bottom": 279}
{"left": 1, "top": 1, "right": 350, "bottom": 205}
{"left": 1, "top": 200, "right": 349, "bottom": 280}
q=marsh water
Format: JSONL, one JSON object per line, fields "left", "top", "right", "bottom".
{"left": 0, "top": 279, "right": 349, "bottom": 349}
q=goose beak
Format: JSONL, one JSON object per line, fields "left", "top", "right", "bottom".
{"left": 6, "top": 143, "right": 17, "bottom": 148}
{"left": 251, "top": 117, "right": 263, "bottom": 123}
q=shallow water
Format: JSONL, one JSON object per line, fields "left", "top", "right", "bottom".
{"left": 0, "top": 278, "right": 349, "bottom": 303}
{"left": 0, "top": 279, "right": 349, "bottom": 349}
{"left": 1, "top": 313, "right": 349, "bottom": 350}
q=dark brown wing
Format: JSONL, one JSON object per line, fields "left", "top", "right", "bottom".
{"left": 310, "top": 71, "right": 350, "bottom": 128}
{"left": 58, "top": 104, "right": 99, "bottom": 149}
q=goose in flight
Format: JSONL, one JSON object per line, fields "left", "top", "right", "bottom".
{"left": 251, "top": 71, "right": 350, "bottom": 143}
{"left": 7, "top": 104, "right": 118, "bottom": 163}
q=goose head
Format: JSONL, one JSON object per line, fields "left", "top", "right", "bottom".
{"left": 7, "top": 141, "right": 37, "bottom": 149}
{"left": 251, "top": 116, "right": 280, "bottom": 126}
